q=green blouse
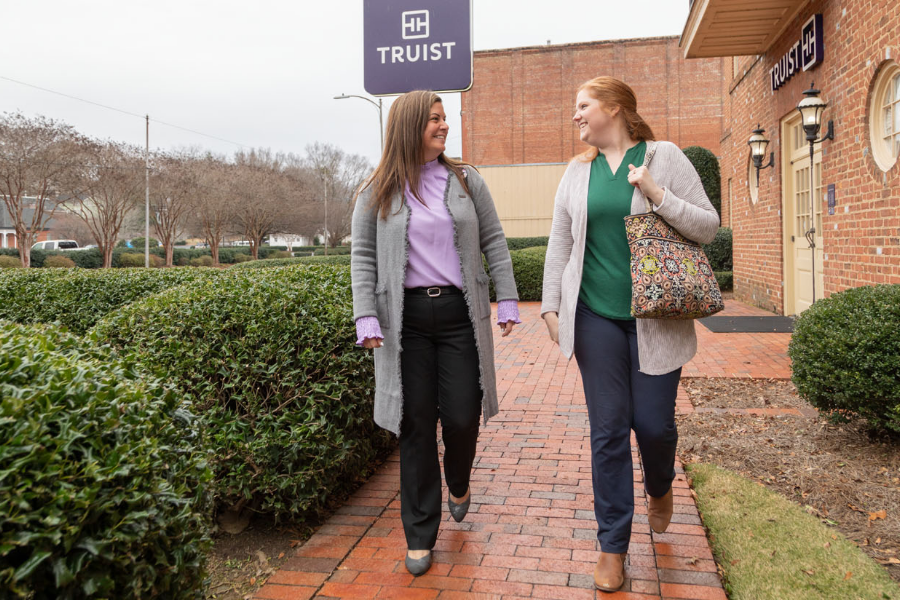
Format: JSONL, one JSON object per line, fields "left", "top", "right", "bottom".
{"left": 579, "top": 141, "right": 646, "bottom": 320}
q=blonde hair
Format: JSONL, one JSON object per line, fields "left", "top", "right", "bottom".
{"left": 357, "top": 90, "right": 471, "bottom": 219}
{"left": 577, "top": 76, "right": 655, "bottom": 162}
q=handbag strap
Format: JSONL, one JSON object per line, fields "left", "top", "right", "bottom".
{"left": 639, "top": 142, "right": 658, "bottom": 214}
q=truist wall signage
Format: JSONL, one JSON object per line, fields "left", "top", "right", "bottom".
{"left": 364, "top": 0, "right": 473, "bottom": 95}
{"left": 770, "top": 14, "right": 824, "bottom": 91}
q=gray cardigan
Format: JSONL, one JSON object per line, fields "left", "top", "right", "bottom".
{"left": 351, "top": 167, "right": 518, "bottom": 435}
{"left": 541, "top": 141, "right": 720, "bottom": 375}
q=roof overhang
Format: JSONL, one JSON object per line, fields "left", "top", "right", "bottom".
{"left": 680, "top": 0, "right": 809, "bottom": 58}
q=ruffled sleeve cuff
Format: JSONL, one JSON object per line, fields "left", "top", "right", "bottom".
{"left": 355, "top": 316, "right": 383, "bottom": 346}
{"left": 496, "top": 299, "right": 521, "bottom": 325}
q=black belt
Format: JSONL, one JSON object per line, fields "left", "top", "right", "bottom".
{"left": 404, "top": 286, "right": 462, "bottom": 297}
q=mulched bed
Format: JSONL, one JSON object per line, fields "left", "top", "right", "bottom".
{"left": 677, "top": 377, "right": 900, "bottom": 583}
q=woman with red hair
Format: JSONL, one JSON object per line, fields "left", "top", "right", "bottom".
{"left": 541, "top": 76, "right": 719, "bottom": 592}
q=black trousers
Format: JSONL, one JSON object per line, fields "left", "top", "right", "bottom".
{"left": 399, "top": 288, "right": 482, "bottom": 550}
{"left": 573, "top": 300, "right": 681, "bottom": 554}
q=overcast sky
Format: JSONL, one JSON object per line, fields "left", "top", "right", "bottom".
{"left": 1, "top": 1, "right": 690, "bottom": 166}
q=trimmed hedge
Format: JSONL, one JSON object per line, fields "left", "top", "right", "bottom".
{"left": 0, "top": 245, "right": 290, "bottom": 268}
{"left": 703, "top": 227, "right": 733, "bottom": 272}
{"left": 91, "top": 266, "right": 394, "bottom": 519}
{"left": 229, "top": 255, "right": 353, "bottom": 269}
{"left": 0, "top": 256, "right": 22, "bottom": 268}
{"left": 0, "top": 268, "right": 221, "bottom": 334}
{"left": 42, "top": 255, "right": 76, "bottom": 268}
{"left": 0, "top": 321, "right": 210, "bottom": 599}
{"left": 506, "top": 237, "right": 549, "bottom": 252}
{"left": 788, "top": 284, "right": 900, "bottom": 432}
{"left": 682, "top": 146, "right": 721, "bottom": 216}
{"left": 714, "top": 271, "right": 733, "bottom": 292}
{"left": 486, "top": 246, "right": 546, "bottom": 302}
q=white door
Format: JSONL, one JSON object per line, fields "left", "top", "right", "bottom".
{"left": 783, "top": 114, "right": 825, "bottom": 315}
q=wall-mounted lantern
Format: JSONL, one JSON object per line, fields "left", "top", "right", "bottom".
{"left": 748, "top": 124, "right": 774, "bottom": 186}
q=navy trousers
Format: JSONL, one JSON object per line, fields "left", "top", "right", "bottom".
{"left": 399, "top": 288, "right": 482, "bottom": 550}
{"left": 573, "top": 300, "right": 681, "bottom": 554}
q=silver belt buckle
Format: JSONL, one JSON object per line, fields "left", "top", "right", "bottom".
{"left": 426, "top": 287, "right": 441, "bottom": 297}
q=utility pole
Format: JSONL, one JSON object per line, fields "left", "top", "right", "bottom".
{"left": 145, "top": 115, "right": 150, "bottom": 268}
{"left": 323, "top": 177, "right": 328, "bottom": 257}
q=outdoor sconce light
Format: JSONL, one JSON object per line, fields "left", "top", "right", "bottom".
{"left": 748, "top": 125, "right": 774, "bottom": 186}
{"left": 795, "top": 83, "right": 835, "bottom": 306}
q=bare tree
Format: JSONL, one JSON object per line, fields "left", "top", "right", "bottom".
{"left": 231, "top": 149, "right": 284, "bottom": 260}
{"left": 150, "top": 152, "right": 197, "bottom": 266}
{"left": 191, "top": 155, "right": 236, "bottom": 267}
{"left": 64, "top": 140, "right": 144, "bottom": 268}
{"left": 304, "top": 142, "right": 371, "bottom": 247}
{"left": 0, "top": 112, "right": 80, "bottom": 267}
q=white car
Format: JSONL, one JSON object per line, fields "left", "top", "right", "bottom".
{"left": 32, "top": 240, "right": 81, "bottom": 251}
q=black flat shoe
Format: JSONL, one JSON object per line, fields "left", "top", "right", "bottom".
{"left": 405, "top": 551, "right": 433, "bottom": 576}
{"left": 448, "top": 490, "right": 471, "bottom": 523}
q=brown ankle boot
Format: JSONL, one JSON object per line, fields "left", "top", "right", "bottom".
{"left": 593, "top": 551, "right": 626, "bottom": 592}
{"left": 648, "top": 488, "right": 674, "bottom": 533}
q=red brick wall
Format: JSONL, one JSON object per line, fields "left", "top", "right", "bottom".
{"left": 461, "top": 37, "right": 726, "bottom": 165}
{"left": 722, "top": 0, "right": 900, "bottom": 313}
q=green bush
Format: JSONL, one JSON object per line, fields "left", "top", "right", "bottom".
{"left": 91, "top": 266, "right": 394, "bottom": 519}
{"left": 682, "top": 146, "right": 721, "bottom": 216}
{"left": 714, "top": 271, "right": 733, "bottom": 291}
{"left": 42, "top": 255, "right": 77, "bottom": 268}
{"left": 703, "top": 227, "right": 732, "bottom": 271}
{"left": 0, "top": 255, "right": 22, "bottom": 269}
{"left": 788, "top": 284, "right": 900, "bottom": 432}
{"left": 486, "top": 246, "right": 546, "bottom": 302}
{"left": 271, "top": 250, "right": 293, "bottom": 259}
{"left": 0, "top": 321, "right": 211, "bottom": 599}
{"left": 0, "top": 268, "right": 220, "bottom": 334}
{"left": 228, "top": 255, "right": 352, "bottom": 269}
{"left": 190, "top": 255, "right": 214, "bottom": 267}
{"left": 312, "top": 246, "right": 351, "bottom": 256}
{"left": 506, "top": 237, "right": 549, "bottom": 252}
{"left": 119, "top": 253, "right": 145, "bottom": 268}
{"left": 231, "top": 253, "right": 252, "bottom": 263}
{"left": 118, "top": 237, "right": 160, "bottom": 249}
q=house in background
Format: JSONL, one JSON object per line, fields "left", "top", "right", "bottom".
{"left": 0, "top": 197, "right": 56, "bottom": 249}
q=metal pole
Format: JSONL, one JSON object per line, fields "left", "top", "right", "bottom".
{"left": 323, "top": 177, "right": 328, "bottom": 256}
{"left": 145, "top": 115, "right": 150, "bottom": 268}
{"left": 378, "top": 98, "right": 384, "bottom": 152}
{"left": 808, "top": 141, "right": 816, "bottom": 305}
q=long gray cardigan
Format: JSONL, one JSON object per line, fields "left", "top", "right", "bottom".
{"left": 541, "top": 141, "right": 720, "bottom": 375}
{"left": 351, "top": 167, "right": 518, "bottom": 435}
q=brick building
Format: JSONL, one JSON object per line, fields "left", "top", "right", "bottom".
{"left": 682, "top": 0, "right": 900, "bottom": 315}
{"left": 461, "top": 36, "right": 726, "bottom": 164}
{"left": 460, "top": 36, "right": 728, "bottom": 237}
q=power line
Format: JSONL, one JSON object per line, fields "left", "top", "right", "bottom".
{"left": 0, "top": 75, "right": 250, "bottom": 149}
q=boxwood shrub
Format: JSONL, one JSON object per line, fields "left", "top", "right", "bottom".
{"left": 789, "top": 284, "right": 900, "bottom": 432}
{"left": 682, "top": 145, "right": 721, "bottom": 216}
{"left": 714, "top": 271, "right": 733, "bottom": 292}
{"left": 0, "top": 321, "right": 211, "bottom": 599}
{"left": 506, "top": 236, "right": 549, "bottom": 252}
{"left": 229, "top": 255, "right": 352, "bottom": 269}
{"left": 486, "top": 245, "right": 546, "bottom": 302}
{"left": 0, "top": 268, "right": 221, "bottom": 334}
{"left": 91, "top": 265, "right": 393, "bottom": 519}
{"left": 702, "top": 227, "right": 732, "bottom": 272}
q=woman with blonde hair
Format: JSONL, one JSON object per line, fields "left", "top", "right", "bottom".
{"left": 351, "top": 90, "right": 519, "bottom": 576}
{"left": 541, "top": 76, "right": 718, "bottom": 591}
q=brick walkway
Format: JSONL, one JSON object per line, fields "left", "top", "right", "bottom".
{"left": 255, "top": 300, "right": 791, "bottom": 600}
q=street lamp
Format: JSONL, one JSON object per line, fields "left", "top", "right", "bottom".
{"left": 796, "top": 83, "right": 835, "bottom": 305}
{"left": 748, "top": 124, "right": 774, "bottom": 187}
{"left": 333, "top": 93, "right": 384, "bottom": 152}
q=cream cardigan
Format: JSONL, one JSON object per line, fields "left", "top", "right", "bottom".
{"left": 540, "top": 141, "right": 720, "bottom": 375}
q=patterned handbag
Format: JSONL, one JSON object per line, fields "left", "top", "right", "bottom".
{"left": 623, "top": 148, "right": 724, "bottom": 320}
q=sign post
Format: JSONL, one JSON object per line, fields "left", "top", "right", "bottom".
{"left": 364, "top": 0, "right": 473, "bottom": 96}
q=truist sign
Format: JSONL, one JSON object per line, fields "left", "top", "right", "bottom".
{"left": 770, "top": 14, "right": 824, "bottom": 91}
{"left": 364, "top": 0, "right": 473, "bottom": 95}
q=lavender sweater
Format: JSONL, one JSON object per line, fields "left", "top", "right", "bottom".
{"left": 356, "top": 160, "right": 519, "bottom": 344}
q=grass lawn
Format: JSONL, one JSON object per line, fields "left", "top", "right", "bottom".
{"left": 687, "top": 463, "right": 899, "bottom": 600}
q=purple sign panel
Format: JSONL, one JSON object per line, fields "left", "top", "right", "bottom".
{"left": 364, "top": 0, "right": 472, "bottom": 96}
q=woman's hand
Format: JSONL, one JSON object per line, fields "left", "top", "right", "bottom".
{"left": 543, "top": 312, "right": 559, "bottom": 344}
{"left": 362, "top": 337, "right": 383, "bottom": 349}
{"left": 499, "top": 321, "right": 516, "bottom": 337}
{"left": 627, "top": 164, "right": 665, "bottom": 206}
